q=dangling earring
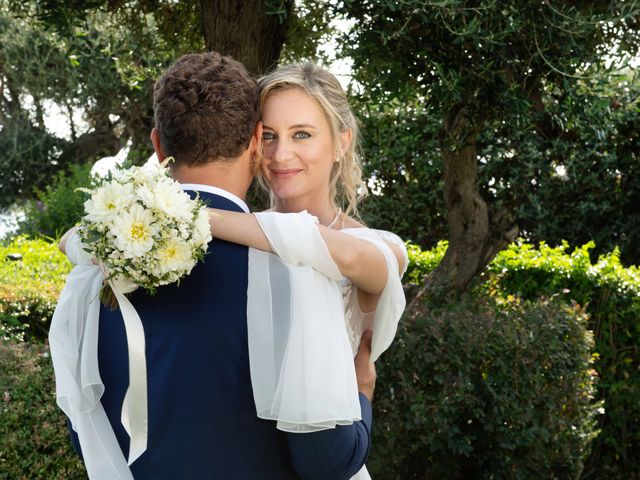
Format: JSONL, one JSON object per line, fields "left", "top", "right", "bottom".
{"left": 335, "top": 156, "right": 340, "bottom": 163}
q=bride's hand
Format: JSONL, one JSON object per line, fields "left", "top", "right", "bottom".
{"left": 58, "top": 226, "right": 98, "bottom": 265}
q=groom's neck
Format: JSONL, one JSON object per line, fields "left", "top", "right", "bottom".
{"left": 171, "top": 158, "right": 251, "bottom": 201}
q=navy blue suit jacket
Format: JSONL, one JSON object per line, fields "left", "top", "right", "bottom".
{"left": 69, "top": 189, "right": 372, "bottom": 479}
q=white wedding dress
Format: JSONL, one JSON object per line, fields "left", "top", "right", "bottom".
{"left": 342, "top": 229, "right": 408, "bottom": 356}
{"left": 341, "top": 229, "right": 408, "bottom": 480}
{"left": 247, "top": 213, "right": 408, "bottom": 480}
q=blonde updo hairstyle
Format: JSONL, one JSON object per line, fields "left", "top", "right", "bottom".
{"left": 257, "top": 62, "right": 367, "bottom": 218}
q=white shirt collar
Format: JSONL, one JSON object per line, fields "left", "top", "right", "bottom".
{"left": 180, "top": 183, "right": 249, "bottom": 213}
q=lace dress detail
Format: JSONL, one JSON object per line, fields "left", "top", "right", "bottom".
{"left": 342, "top": 278, "right": 361, "bottom": 356}
{"left": 341, "top": 229, "right": 408, "bottom": 356}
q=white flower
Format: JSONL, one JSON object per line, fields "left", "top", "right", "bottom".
{"left": 78, "top": 158, "right": 210, "bottom": 294}
{"left": 138, "top": 180, "right": 193, "bottom": 220}
{"left": 134, "top": 158, "right": 164, "bottom": 186}
{"left": 112, "top": 204, "right": 159, "bottom": 258}
{"left": 156, "top": 238, "right": 193, "bottom": 274}
{"left": 84, "top": 182, "right": 134, "bottom": 223}
{"left": 193, "top": 208, "right": 213, "bottom": 247}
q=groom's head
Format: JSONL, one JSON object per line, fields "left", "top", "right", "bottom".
{"left": 151, "top": 51, "right": 260, "bottom": 168}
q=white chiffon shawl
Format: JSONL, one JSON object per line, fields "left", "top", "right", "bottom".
{"left": 247, "top": 211, "right": 407, "bottom": 432}
{"left": 48, "top": 234, "right": 135, "bottom": 479}
{"left": 49, "top": 212, "right": 406, "bottom": 479}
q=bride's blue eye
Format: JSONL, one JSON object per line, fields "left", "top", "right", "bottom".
{"left": 293, "top": 131, "right": 311, "bottom": 139}
{"left": 262, "top": 132, "right": 276, "bottom": 141}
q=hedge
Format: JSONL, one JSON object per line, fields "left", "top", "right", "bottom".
{"left": 486, "top": 241, "right": 640, "bottom": 479}
{"left": 0, "top": 340, "right": 86, "bottom": 479}
{"left": 405, "top": 240, "right": 640, "bottom": 479}
{"left": 0, "top": 236, "right": 70, "bottom": 342}
{"left": 369, "top": 295, "right": 599, "bottom": 479}
{"left": 2, "top": 237, "right": 639, "bottom": 478}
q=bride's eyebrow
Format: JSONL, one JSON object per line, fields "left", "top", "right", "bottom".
{"left": 261, "top": 123, "right": 316, "bottom": 130}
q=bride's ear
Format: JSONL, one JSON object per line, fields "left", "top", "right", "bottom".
{"left": 150, "top": 128, "right": 166, "bottom": 162}
{"left": 338, "top": 128, "right": 352, "bottom": 158}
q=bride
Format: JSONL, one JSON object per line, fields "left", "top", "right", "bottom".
{"left": 208, "top": 61, "right": 407, "bottom": 351}
{"left": 204, "top": 62, "right": 408, "bottom": 479}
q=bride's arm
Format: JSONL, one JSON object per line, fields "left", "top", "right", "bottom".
{"left": 208, "top": 209, "right": 388, "bottom": 295}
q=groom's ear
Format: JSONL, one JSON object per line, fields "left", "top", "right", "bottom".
{"left": 252, "top": 121, "right": 263, "bottom": 154}
{"left": 150, "top": 128, "right": 166, "bottom": 162}
{"left": 249, "top": 122, "right": 263, "bottom": 176}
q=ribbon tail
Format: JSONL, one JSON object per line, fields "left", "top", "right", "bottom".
{"left": 111, "top": 283, "right": 148, "bottom": 466}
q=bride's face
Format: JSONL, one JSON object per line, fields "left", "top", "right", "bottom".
{"left": 260, "top": 88, "right": 335, "bottom": 207}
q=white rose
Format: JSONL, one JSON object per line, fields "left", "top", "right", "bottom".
{"left": 193, "top": 208, "right": 213, "bottom": 248}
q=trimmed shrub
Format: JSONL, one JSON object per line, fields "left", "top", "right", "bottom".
{"left": 403, "top": 240, "right": 447, "bottom": 286}
{"left": 404, "top": 240, "right": 640, "bottom": 479}
{"left": 19, "top": 162, "right": 93, "bottom": 240}
{"left": 369, "top": 295, "right": 599, "bottom": 479}
{"left": 0, "top": 340, "right": 86, "bottom": 479}
{"left": 486, "top": 241, "right": 640, "bottom": 479}
{"left": 0, "top": 236, "right": 71, "bottom": 342}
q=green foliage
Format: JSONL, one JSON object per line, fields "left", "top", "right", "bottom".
{"left": 358, "top": 100, "right": 445, "bottom": 248}
{"left": 279, "top": 0, "right": 335, "bottom": 64}
{"left": 0, "top": 236, "right": 71, "bottom": 342}
{"left": 20, "top": 163, "right": 93, "bottom": 239}
{"left": 347, "top": 1, "right": 640, "bottom": 266}
{"left": 0, "top": 340, "right": 86, "bottom": 479}
{"left": 0, "top": 1, "right": 199, "bottom": 206}
{"left": 486, "top": 241, "right": 640, "bottom": 478}
{"left": 356, "top": 69, "right": 640, "bottom": 264}
{"left": 371, "top": 294, "right": 599, "bottom": 479}
{"left": 403, "top": 240, "right": 447, "bottom": 285}
{"left": 340, "top": 0, "right": 638, "bottom": 121}
{"left": 480, "top": 72, "right": 640, "bottom": 266}
{"left": 406, "top": 240, "right": 640, "bottom": 478}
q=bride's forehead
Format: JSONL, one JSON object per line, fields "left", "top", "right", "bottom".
{"left": 264, "top": 89, "right": 321, "bottom": 111}
{"left": 262, "top": 90, "right": 327, "bottom": 126}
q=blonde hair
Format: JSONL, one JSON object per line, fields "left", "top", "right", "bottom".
{"left": 257, "top": 62, "right": 367, "bottom": 218}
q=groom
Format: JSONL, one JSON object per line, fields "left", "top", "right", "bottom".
{"left": 66, "top": 52, "right": 376, "bottom": 479}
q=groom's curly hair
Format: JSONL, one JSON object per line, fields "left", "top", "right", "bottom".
{"left": 153, "top": 51, "right": 259, "bottom": 167}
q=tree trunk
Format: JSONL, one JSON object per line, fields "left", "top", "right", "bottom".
{"left": 59, "top": 128, "right": 121, "bottom": 164}
{"left": 199, "top": 0, "right": 294, "bottom": 75}
{"left": 423, "top": 104, "right": 519, "bottom": 296}
{"left": 123, "top": 87, "right": 155, "bottom": 163}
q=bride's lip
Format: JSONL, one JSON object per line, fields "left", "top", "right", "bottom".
{"left": 270, "top": 168, "right": 303, "bottom": 179}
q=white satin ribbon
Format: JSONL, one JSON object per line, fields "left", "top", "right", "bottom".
{"left": 49, "top": 234, "right": 147, "bottom": 478}
{"left": 110, "top": 280, "right": 148, "bottom": 465}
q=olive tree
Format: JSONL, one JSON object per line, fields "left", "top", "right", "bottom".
{"left": 338, "top": 0, "right": 640, "bottom": 294}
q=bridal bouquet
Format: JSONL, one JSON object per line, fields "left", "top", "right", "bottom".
{"left": 76, "top": 159, "right": 212, "bottom": 299}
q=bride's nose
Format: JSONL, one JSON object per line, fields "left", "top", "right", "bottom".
{"left": 270, "top": 138, "right": 294, "bottom": 164}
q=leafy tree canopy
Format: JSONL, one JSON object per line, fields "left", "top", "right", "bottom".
{"left": 0, "top": 0, "right": 333, "bottom": 209}
{"left": 337, "top": 0, "right": 640, "bottom": 283}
